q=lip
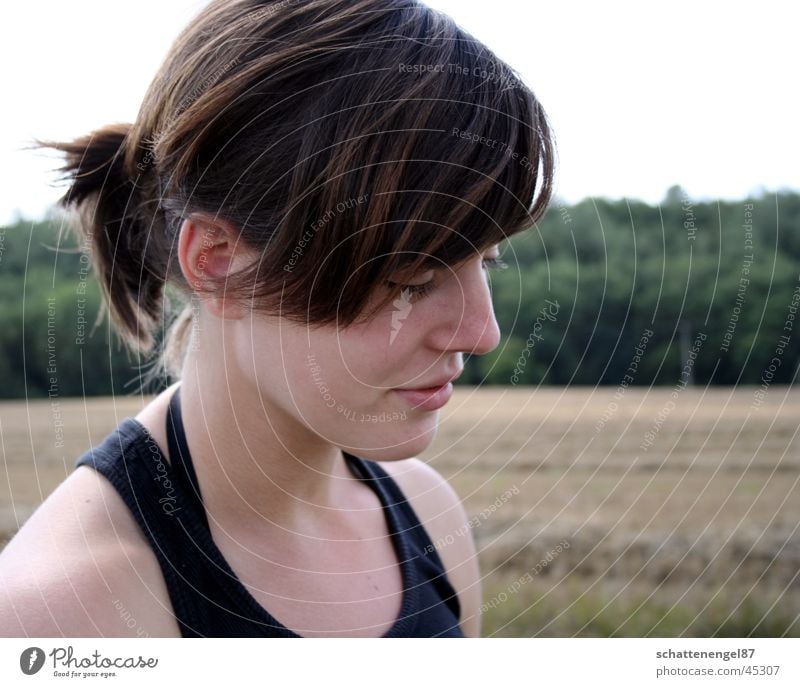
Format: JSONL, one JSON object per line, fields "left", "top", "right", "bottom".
{"left": 405, "top": 369, "right": 464, "bottom": 390}
{"left": 392, "top": 370, "right": 462, "bottom": 411}
{"left": 393, "top": 383, "right": 454, "bottom": 411}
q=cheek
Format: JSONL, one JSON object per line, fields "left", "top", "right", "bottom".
{"left": 298, "top": 314, "right": 422, "bottom": 422}
{"left": 320, "top": 310, "right": 401, "bottom": 383}
{"left": 269, "top": 322, "right": 383, "bottom": 416}
{"left": 261, "top": 322, "right": 440, "bottom": 457}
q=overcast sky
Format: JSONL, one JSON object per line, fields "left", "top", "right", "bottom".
{"left": 2, "top": 0, "right": 797, "bottom": 224}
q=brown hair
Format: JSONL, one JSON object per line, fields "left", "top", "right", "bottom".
{"left": 40, "top": 0, "right": 555, "bottom": 385}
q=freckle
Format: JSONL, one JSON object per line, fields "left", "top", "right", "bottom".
{"left": 366, "top": 573, "right": 379, "bottom": 591}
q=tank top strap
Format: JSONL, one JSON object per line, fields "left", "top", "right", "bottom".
{"left": 165, "top": 386, "right": 209, "bottom": 531}
{"left": 344, "top": 454, "right": 440, "bottom": 555}
{"left": 343, "top": 453, "right": 462, "bottom": 623}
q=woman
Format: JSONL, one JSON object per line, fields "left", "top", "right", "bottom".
{"left": 0, "top": 0, "right": 554, "bottom": 637}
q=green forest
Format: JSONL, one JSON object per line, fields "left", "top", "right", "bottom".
{"left": 1, "top": 185, "right": 798, "bottom": 399}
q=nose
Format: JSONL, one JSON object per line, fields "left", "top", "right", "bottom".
{"left": 432, "top": 264, "right": 502, "bottom": 356}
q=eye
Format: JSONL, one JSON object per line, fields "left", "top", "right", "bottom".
{"left": 384, "top": 279, "right": 434, "bottom": 303}
{"left": 383, "top": 256, "right": 508, "bottom": 302}
{"left": 482, "top": 256, "right": 508, "bottom": 271}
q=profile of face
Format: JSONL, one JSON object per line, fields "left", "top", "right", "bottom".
{"left": 186, "top": 222, "right": 503, "bottom": 463}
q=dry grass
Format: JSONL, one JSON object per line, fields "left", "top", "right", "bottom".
{"left": 1, "top": 386, "right": 798, "bottom": 636}
{"left": 420, "top": 386, "right": 800, "bottom": 636}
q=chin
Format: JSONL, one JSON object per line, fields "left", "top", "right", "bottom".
{"left": 342, "top": 420, "right": 439, "bottom": 462}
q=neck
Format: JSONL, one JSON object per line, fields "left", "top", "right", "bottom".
{"left": 176, "top": 352, "right": 353, "bottom": 535}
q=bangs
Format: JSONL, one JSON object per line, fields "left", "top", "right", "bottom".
{"left": 323, "top": 20, "right": 554, "bottom": 323}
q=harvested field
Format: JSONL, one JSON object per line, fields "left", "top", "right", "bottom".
{"left": 1, "top": 386, "right": 797, "bottom": 636}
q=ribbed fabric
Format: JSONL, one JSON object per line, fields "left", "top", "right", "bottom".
{"left": 73, "top": 388, "right": 464, "bottom": 637}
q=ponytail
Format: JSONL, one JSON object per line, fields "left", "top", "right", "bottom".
{"left": 38, "top": 124, "right": 172, "bottom": 360}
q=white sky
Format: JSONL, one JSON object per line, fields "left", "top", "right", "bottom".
{"left": 2, "top": 0, "right": 797, "bottom": 225}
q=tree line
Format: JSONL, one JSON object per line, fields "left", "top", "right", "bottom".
{"left": 1, "top": 186, "right": 797, "bottom": 398}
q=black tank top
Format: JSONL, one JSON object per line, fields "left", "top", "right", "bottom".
{"left": 73, "top": 387, "right": 464, "bottom": 637}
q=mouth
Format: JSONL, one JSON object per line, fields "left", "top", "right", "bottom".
{"left": 392, "top": 381, "right": 456, "bottom": 411}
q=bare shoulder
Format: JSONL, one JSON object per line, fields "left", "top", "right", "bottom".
{"left": 0, "top": 461, "right": 180, "bottom": 637}
{"left": 378, "top": 458, "right": 482, "bottom": 637}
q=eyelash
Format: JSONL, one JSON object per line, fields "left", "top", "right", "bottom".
{"left": 385, "top": 257, "right": 509, "bottom": 301}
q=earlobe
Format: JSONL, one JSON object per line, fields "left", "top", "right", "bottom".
{"left": 177, "top": 213, "right": 251, "bottom": 319}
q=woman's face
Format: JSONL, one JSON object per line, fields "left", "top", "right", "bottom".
{"left": 228, "top": 245, "right": 503, "bottom": 462}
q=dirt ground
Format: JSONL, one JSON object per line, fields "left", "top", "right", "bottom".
{"left": 1, "top": 385, "right": 797, "bottom": 636}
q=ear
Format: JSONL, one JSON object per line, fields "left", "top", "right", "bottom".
{"left": 177, "top": 213, "right": 254, "bottom": 319}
